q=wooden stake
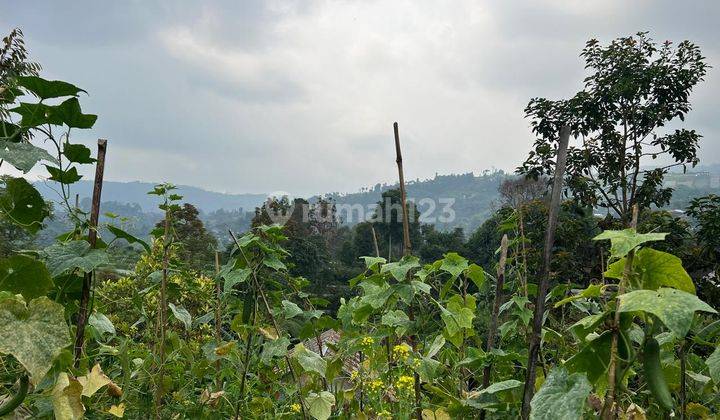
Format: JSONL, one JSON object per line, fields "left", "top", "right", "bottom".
{"left": 370, "top": 224, "right": 381, "bottom": 258}
{"left": 521, "top": 126, "right": 570, "bottom": 418}
{"left": 214, "top": 251, "right": 222, "bottom": 390}
{"left": 480, "top": 234, "right": 509, "bottom": 419}
{"left": 74, "top": 139, "right": 107, "bottom": 365}
{"left": 393, "top": 122, "right": 421, "bottom": 420}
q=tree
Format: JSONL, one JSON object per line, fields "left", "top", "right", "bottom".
{"left": 519, "top": 33, "right": 708, "bottom": 223}
{"left": 371, "top": 189, "right": 420, "bottom": 259}
{"left": 156, "top": 203, "right": 218, "bottom": 272}
{"left": 686, "top": 194, "right": 720, "bottom": 259}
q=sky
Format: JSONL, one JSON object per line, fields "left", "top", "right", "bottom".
{"left": 2, "top": 1, "right": 719, "bottom": 197}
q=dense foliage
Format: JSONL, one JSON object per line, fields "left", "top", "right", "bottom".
{"left": 1, "top": 29, "right": 719, "bottom": 420}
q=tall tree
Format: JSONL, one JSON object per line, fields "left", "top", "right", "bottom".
{"left": 519, "top": 33, "right": 707, "bottom": 222}
{"left": 156, "top": 203, "right": 218, "bottom": 272}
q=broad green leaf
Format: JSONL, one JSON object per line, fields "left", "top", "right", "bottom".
{"left": 618, "top": 288, "right": 716, "bottom": 337}
{"left": 294, "top": 343, "right": 327, "bottom": 377}
{"left": 62, "top": 143, "right": 95, "bottom": 164}
{"left": 262, "top": 253, "right": 286, "bottom": 271}
{"left": 0, "top": 296, "right": 72, "bottom": 384}
{"left": 10, "top": 102, "right": 59, "bottom": 127}
{"left": 554, "top": 283, "right": 603, "bottom": 308}
{"left": 705, "top": 345, "right": 720, "bottom": 384}
{"left": 438, "top": 294, "right": 475, "bottom": 340}
{"left": 52, "top": 372, "right": 84, "bottom": 420}
{"left": 77, "top": 364, "right": 111, "bottom": 397}
{"left": 360, "top": 256, "right": 386, "bottom": 270}
{"left": 45, "top": 165, "right": 82, "bottom": 184}
{"left": 569, "top": 312, "right": 608, "bottom": 342}
{"left": 168, "top": 302, "right": 192, "bottom": 329}
{"left": 381, "top": 255, "right": 420, "bottom": 282}
{"left": 224, "top": 268, "right": 251, "bottom": 292}
{"left": 416, "top": 356, "right": 443, "bottom": 382}
{"left": 564, "top": 331, "right": 612, "bottom": 384}
{"left": 0, "top": 121, "right": 22, "bottom": 142}
{"left": 381, "top": 309, "right": 410, "bottom": 336}
{"left": 465, "top": 264, "right": 485, "bottom": 290}
{"left": 425, "top": 335, "right": 445, "bottom": 358}
{"left": 0, "top": 254, "right": 53, "bottom": 299}
{"left": 17, "top": 76, "right": 86, "bottom": 99}
{"left": 0, "top": 140, "right": 58, "bottom": 173}
{"left": 88, "top": 312, "right": 116, "bottom": 337}
{"left": 605, "top": 248, "right": 695, "bottom": 294}
{"left": 359, "top": 280, "right": 393, "bottom": 309}
{"left": 282, "top": 300, "right": 303, "bottom": 319}
{"left": 593, "top": 229, "right": 667, "bottom": 259}
{"left": 260, "top": 336, "right": 290, "bottom": 365}
{"left": 530, "top": 367, "right": 591, "bottom": 420}
{"left": 305, "top": 391, "right": 335, "bottom": 420}
{"left": 41, "top": 240, "right": 108, "bottom": 277}
{"left": 477, "top": 379, "right": 523, "bottom": 395}
{"left": 107, "top": 225, "right": 150, "bottom": 252}
{"left": 52, "top": 97, "right": 97, "bottom": 129}
{"left": 440, "top": 252, "right": 468, "bottom": 279}
{"left": 0, "top": 177, "right": 50, "bottom": 233}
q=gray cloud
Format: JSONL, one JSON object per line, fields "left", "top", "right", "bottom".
{"left": 1, "top": 0, "right": 718, "bottom": 197}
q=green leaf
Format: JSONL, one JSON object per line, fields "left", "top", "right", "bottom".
{"left": 0, "top": 177, "right": 50, "bottom": 233}
{"left": 593, "top": 229, "right": 667, "bottom": 259}
{"left": 564, "top": 330, "right": 612, "bottom": 384}
{"left": 706, "top": 346, "right": 720, "bottom": 385}
{"left": 88, "top": 312, "right": 116, "bottom": 337}
{"left": 294, "top": 343, "right": 327, "bottom": 377}
{"left": 260, "top": 336, "right": 290, "bottom": 365}
{"left": 425, "top": 335, "right": 445, "bottom": 358}
{"left": 168, "top": 302, "right": 192, "bottom": 330}
{"left": 477, "top": 379, "right": 523, "bottom": 395}
{"left": 51, "top": 97, "right": 97, "bottom": 129}
{"left": 17, "top": 76, "right": 86, "bottom": 99}
{"left": 381, "top": 255, "right": 420, "bottom": 282}
{"left": 305, "top": 390, "right": 335, "bottom": 420}
{"left": 569, "top": 312, "right": 609, "bottom": 342}
{"left": 605, "top": 248, "right": 695, "bottom": 294}
{"left": 10, "top": 102, "right": 58, "bottom": 127}
{"left": 530, "top": 367, "right": 591, "bottom": 420}
{"left": 0, "top": 255, "right": 53, "bottom": 300}
{"left": 0, "top": 296, "right": 72, "bottom": 384}
{"left": 0, "top": 121, "right": 23, "bottom": 142}
{"left": 282, "top": 300, "right": 303, "bottom": 319}
{"left": 359, "top": 280, "right": 393, "bottom": 309}
{"left": 0, "top": 140, "right": 58, "bottom": 173}
{"left": 438, "top": 294, "right": 475, "bottom": 339}
{"left": 63, "top": 142, "right": 95, "bottom": 164}
{"left": 360, "top": 256, "right": 386, "bottom": 270}
{"left": 618, "top": 288, "right": 716, "bottom": 337}
{"left": 465, "top": 264, "right": 485, "bottom": 290}
{"left": 415, "top": 356, "right": 443, "bottom": 382}
{"left": 107, "top": 225, "right": 150, "bottom": 252}
{"left": 440, "top": 252, "right": 468, "bottom": 279}
{"left": 262, "top": 253, "right": 286, "bottom": 271}
{"left": 381, "top": 309, "right": 410, "bottom": 336}
{"left": 554, "top": 283, "right": 603, "bottom": 308}
{"left": 41, "top": 240, "right": 108, "bottom": 277}
{"left": 223, "top": 268, "right": 251, "bottom": 292}
{"left": 45, "top": 165, "right": 82, "bottom": 184}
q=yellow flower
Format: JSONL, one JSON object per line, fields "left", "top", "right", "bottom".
{"left": 360, "top": 336, "right": 375, "bottom": 347}
{"left": 290, "top": 403, "right": 301, "bottom": 413}
{"left": 396, "top": 375, "right": 414, "bottom": 392}
{"left": 378, "top": 410, "right": 392, "bottom": 419}
{"left": 350, "top": 370, "right": 359, "bottom": 380}
{"left": 412, "top": 358, "right": 421, "bottom": 369}
{"left": 368, "top": 379, "right": 384, "bottom": 392}
{"left": 392, "top": 343, "right": 411, "bottom": 361}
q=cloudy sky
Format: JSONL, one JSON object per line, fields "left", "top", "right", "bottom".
{"left": 2, "top": 1, "right": 719, "bottom": 196}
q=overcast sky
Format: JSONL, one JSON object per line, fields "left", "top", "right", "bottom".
{"left": 2, "top": 1, "right": 719, "bottom": 196}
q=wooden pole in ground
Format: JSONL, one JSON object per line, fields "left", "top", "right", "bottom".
{"left": 393, "top": 122, "right": 421, "bottom": 420}
{"left": 74, "top": 139, "right": 107, "bottom": 365}
{"left": 521, "top": 126, "right": 570, "bottom": 419}
{"left": 480, "top": 234, "right": 509, "bottom": 420}
{"left": 214, "top": 251, "right": 222, "bottom": 389}
{"left": 370, "top": 224, "right": 381, "bottom": 259}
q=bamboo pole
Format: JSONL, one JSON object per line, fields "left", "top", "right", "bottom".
{"left": 74, "top": 139, "right": 107, "bottom": 365}
{"left": 393, "top": 122, "right": 422, "bottom": 420}
{"left": 521, "top": 126, "right": 570, "bottom": 418}
{"left": 370, "top": 224, "right": 381, "bottom": 259}
{"left": 480, "top": 234, "right": 509, "bottom": 419}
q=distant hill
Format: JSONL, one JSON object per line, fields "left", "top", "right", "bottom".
{"left": 34, "top": 180, "right": 267, "bottom": 213}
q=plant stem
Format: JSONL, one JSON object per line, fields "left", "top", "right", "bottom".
{"left": 602, "top": 204, "right": 639, "bottom": 419}
{"left": 155, "top": 204, "right": 171, "bottom": 419}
